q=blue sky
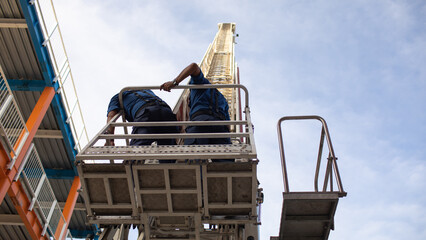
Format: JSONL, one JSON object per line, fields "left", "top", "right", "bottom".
{"left": 54, "top": 0, "right": 426, "bottom": 239}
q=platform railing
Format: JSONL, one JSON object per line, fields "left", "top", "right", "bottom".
{"left": 0, "top": 68, "right": 29, "bottom": 168}
{"left": 277, "top": 116, "right": 345, "bottom": 196}
{"left": 19, "top": 143, "right": 68, "bottom": 239}
{"left": 77, "top": 84, "right": 256, "bottom": 162}
{"left": 30, "top": 0, "right": 89, "bottom": 151}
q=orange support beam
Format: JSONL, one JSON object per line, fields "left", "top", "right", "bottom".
{"left": 8, "top": 179, "right": 48, "bottom": 240}
{"left": 0, "top": 87, "right": 54, "bottom": 240}
{"left": 0, "top": 87, "right": 55, "bottom": 203}
{"left": 54, "top": 176, "right": 81, "bottom": 240}
{"left": 0, "top": 145, "right": 47, "bottom": 240}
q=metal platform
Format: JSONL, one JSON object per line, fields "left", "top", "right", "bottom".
{"left": 77, "top": 164, "right": 138, "bottom": 225}
{"left": 77, "top": 143, "right": 255, "bottom": 161}
{"left": 203, "top": 162, "right": 258, "bottom": 222}
{"left": 77, "top": 161, "right": 260, "bottom": 240}
{"left": 279, "top": 192, "right": 340, "bottom": 240}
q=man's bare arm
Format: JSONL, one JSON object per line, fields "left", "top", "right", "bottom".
{"left": 160, "top": 63, "right": 200, "bottom": 92}
{"left": 105, "top": 110, "right": 118, "bottom": 146}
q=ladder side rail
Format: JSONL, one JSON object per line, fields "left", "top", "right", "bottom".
{"left": 277, "top": 115, "right": 345, "bottom": 194}
{"left": 170, "top": 28, "right": 219, "bottom": 118}
{"left": 172, "top": 23, "right": 235, "bottom": 121}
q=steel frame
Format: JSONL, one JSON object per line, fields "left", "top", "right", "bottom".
{"left": 77, "top": 161, "right": 260, "bottom": 240}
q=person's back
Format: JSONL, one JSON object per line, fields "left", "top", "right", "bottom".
{"left": 188, "top": 71, "right": 230, "bottom": 122}
{"left": 185, "top": 70, "right": 231, "bottom": 145}
{"left": 106, "top": 89, "right": 178, "bottom": 146}
{"left": 108, "top": 90, "right": 164, "bottom": 122}
{"left": 160, "top": 63, "right": 231, "bottom": 145}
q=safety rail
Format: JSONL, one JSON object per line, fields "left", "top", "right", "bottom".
{"left": 30, "top": 0, "right": 89, "bottom": 151}
{"left": 19, "top": 143, "right": 69, "bottom": 239}
{"left": 77, "top": 84, "right": 256, "bottom": 162}
{"left": 277, "top": 115, "right": 346, "bottom": 196}
{"left": 0, "top": 68, "right": 29, "bottom": 169}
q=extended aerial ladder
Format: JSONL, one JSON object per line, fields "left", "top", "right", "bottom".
{"left": 76, "top": 23, "right": 262, "bottom": 240}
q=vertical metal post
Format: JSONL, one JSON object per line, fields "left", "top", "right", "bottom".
{"left": 13, "top": 143, "right": 34, "bottom": 181}
{"left": 314, "top": 128, "right": 326, "bottom": 192}
{"left": 318, "top": 117, "right": 344, "bottom": 193}
{"left": 277, "top": 118, "right": 290, "bottom": 193}
{"left": 42, "top": 199, "right": 57, "bottom": 236}
{"left": 29, "top": 174, "right": 46, "bottom": 211}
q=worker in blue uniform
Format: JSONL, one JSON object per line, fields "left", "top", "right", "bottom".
{"left": 105, "top": 90, "right": 179, "bottom": 146}
{"left": 160, "top": 63, "right": 231, "bottom": 145}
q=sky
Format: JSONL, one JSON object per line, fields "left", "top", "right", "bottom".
{"left": 51, "top": 0, "right": 426, "bottom": 239}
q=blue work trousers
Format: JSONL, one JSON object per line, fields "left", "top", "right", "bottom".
{"left": 184, "top": 114, "right": 231, "bottom": 145}
{"left": 130, "top": 104, "right": 179, "bottom": 146}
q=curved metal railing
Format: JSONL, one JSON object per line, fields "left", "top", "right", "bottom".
{"left": 77, "top": 84, "right": 256, "bottom": 162}
{"left": 277, "top": 115, "right": 345, "bottom": 195}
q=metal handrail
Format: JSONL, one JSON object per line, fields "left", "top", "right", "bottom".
{"left": 0, "top": 68, "right": 29, "bottom": 167}
{"left": 77, "top": 84, "right": 255, "bottom": 162}
{"left": 118, "top": 84, "right": 248, "bottom": 146}
{"left": 119, "top": 84, "right": 249, "bottom": 110}
{"left": 277, "top": 115, "right": 345, "bottom": 195}
{"left": 31, "top": 0, "right": 89, "bottom": 151}
{"left": 18, "top": 139, "right": 67, "bottom": 239}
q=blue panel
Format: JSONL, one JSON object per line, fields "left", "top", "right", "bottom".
{"left": 44, "top": 168, "right": 76, "bottom": 180}
{"left": 18, "top": 0, "right": 56, "bottom": 87}
{"left": 69, "top": 229, "right": 99, "bottom": 239}
{"left": 8, "top": 79, "right": 46, "bottom": 91}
